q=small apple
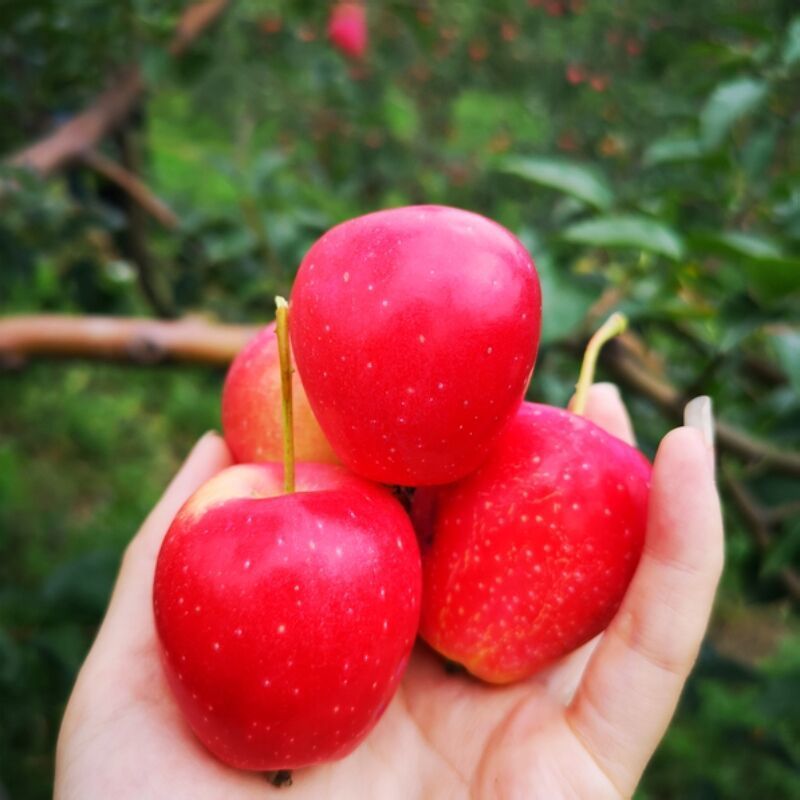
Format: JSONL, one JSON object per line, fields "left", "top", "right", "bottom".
{"left": 154, "top": 461, "right": 421, "bottom": 770}
{"left": 415, "top": 315, "right": 651, "bottom": 682}
{"left": 222, "top": 322, "right": 337, "bottom": 464}
{"left": 415, "top": 404, "right": 650, "bottom": 683}
{"left": 290, "top": 205, "right": 541, "bottom": 486}
{"left": 328, "top": 2, "right": 368, "bottom": 59}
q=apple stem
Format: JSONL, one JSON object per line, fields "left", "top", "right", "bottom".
{"left": 275, "top": 296, "right": 295, "bottom": 494}
{"left": 571, "top": 312, "right": 628, "bottom": 417}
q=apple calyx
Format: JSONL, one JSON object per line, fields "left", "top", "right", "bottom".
{"left": 570, "top": 312, "right": 628, "bottom": 417}
{"left": 275, "top": 296, "right": 295, "bottom": 493}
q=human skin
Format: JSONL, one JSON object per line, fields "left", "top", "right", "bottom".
{"left": 55, "top": 384, "right": 723, "bottom": 800}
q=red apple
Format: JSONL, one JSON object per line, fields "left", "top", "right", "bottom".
{"left": 290, "top": 205, "right": 541, "bottom": 486}
{"left": 222, "top": 323, "right": 337, "bottom": 464}
{"left": 328, "top": 2, "right": 368, "bottom": 59}
{"left": 415, "top": 402, "right": 651, "bottom": 683}
{"left": 153, "top": 462, "right": 421, "bottom": 770}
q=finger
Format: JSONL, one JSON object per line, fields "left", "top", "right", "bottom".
{"left": 565, "top": 423, "right": 723, "bottom": 797}
{"left": 100, "top": 432, "right": 233, "bottom": 645}
{"left": 574, "top": 382, "right": 636, "bottom": 446}
{"left": 135, "top": 431, "right": 233, "bottom": 557}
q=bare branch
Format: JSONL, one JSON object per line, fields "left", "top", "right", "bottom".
{"left": 80, "top": 149, "right": 179, "bottom": 230}
{"left": 0, "top": 315, "right": 257, "bottom": 366}
{"left": 723, "top": 469, "right": 800, "bottom": 603}
{"left": 603, "top": 337, "right": 800, "bottom": 477}
{"left": 5, "top": 0, "right": 230, "bottom": 176}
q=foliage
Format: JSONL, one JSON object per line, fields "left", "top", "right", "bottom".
{"left": 1, "top": 1, "right": 799, "bottom": 798}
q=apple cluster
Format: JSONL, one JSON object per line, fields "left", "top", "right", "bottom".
{"left": 153, "top": 205, "right": 651, "bottom": 773}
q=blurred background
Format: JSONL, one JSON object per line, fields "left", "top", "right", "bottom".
{"left": 1, "top": 1, "right": 799, "bottom": 797}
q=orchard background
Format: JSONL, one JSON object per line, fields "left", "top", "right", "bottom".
{"left": 1, "top": 1, "right": 799, "bottom": 797}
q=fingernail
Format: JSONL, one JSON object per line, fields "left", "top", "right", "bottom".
{"left": 684, "top": 396, "right": 715, "bottom": 467}
{"left": 594, "top": 382, "right": 621, "bottom": 399}
{"left": 197, "top": 430, "right": 221, "bottom": 447}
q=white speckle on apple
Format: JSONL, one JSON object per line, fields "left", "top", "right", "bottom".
{"left": 277, "top": 624, "right": 286, "bottom": 634}
{"left": 212, "top": 642, "right": 220, "bottom": 652}
{"left": 343, "top": 272, "right": 350, "bottom": 282}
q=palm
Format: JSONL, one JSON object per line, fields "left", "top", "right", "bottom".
{"left": 59, "top": 625, "right": 608, "bottom": 799}
{"left": 56, "top": 387, "right": 723, "bottom": 800}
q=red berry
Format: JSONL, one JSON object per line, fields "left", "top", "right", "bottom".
{"left": 222, "top": 323, "right": 337, "bottom": 465}
{"left": 566, "top": 63, "right": 586, "bottom": 84}
{"left": 290, "top": 206, "right": 541, "bottom": 486}
{"left": 328, "top": 2, "right": 368, "bottom": 59}
{"left": 154, "top": 462, "right": 421, "bottom": 769}
{"left": 415, "top": 403, "right": 651, "bottom": 683}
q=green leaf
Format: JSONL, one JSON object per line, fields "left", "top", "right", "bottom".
{"left": 744, "top": 257, "right": 800, "bottom": 300}
{"left": 383, "top": 85, "right": 419, "bottom": 143}
{"left": 532, "top": 252, "right": 594, "bottom": 344}
{"left": 694, "top": 231, "right": 800, "bottom": 299}
{"left": 770, "top": 330, "right": 800, "bottom": 392}
{"left": 643, "top": 136, "right": 707, "bottom": 166}
{"left": 700, "top": 231, "right": 784, "bottom": 259}
{"left": 562, "top": 215, "right": 685, "bottom": 260}
{"left": 762, "top": 520, "right": 800, "bottom": 579}
{"left": 783, "top": 17, "right": 800, "bottom": 66}
{"left": 496, "top": 156, "right": 614, "bottom": 210}
{"left": 700, "top": 77, "right": 768, "bottom": 148}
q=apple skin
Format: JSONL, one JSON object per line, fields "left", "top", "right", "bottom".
{"left": 153, "top": 462, "right": 421, "bottom": 770}
{"left": 414, "top": 402, "right": 651, "bottom": 683}
{"left": 328, "top": 2, "right": 368, "bottom": 59}
{"left": 290, "top": 205, "right": 541, "bottom": 486}
{"left": 221, "top": 323, "right": 338, "bottom": 465}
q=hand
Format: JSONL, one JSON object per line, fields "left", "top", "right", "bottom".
{"left": 55, "top": 384, "right": 723, "bottom": 799}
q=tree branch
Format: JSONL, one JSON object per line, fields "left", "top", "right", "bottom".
{"left": 603, "top": 337, "right": 800, "bottom": 477}
{"left": 723, "top": 469, "right": 800, "bottom": 603}
{"left": 5, "top": 0, "right": 230, "bottom": 176}
{"left": 0, "top": 315, "right": 257, "bottom": 366}
{"left": 80, "top": 149, "right": 179, "bottom": 230}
